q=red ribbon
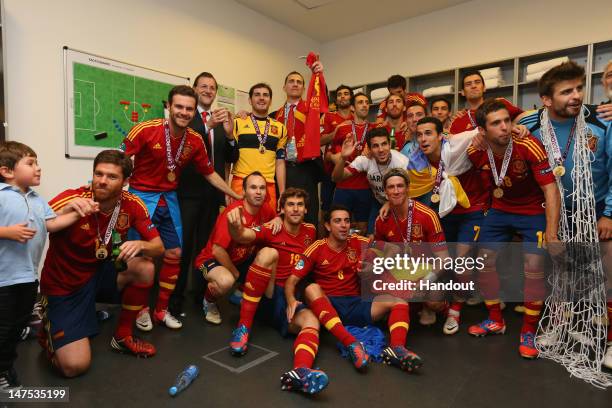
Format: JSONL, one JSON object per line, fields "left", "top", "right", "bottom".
{"left": 303, "top": 52, "right": 328, "bottom": 160}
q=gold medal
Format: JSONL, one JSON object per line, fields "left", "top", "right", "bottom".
{"left": 167, "top": 171, "right": 176, "bottom": 182}
{"left": 493, "top": 187, "right": 504, "bottom": 198}
{"left": 259, "top": 144, "right": 266, "bottom": 154}
{"left": 96, "top": 247, "right": 108, "bottom": 260}
{"left": 431, "top": 193, "right": 440, "bottom": 203}
{"left": 553, "top": 165, "right": 565, "bottom": 177}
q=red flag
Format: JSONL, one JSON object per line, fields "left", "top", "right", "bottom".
{"left": 302, "top": 52, "right": 328, "bottom": 160}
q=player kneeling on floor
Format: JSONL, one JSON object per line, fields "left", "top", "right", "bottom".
{"left": 39, "top": 150, "right": 164, "bottom": 377}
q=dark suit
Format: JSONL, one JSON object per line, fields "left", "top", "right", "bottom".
{"left": 170, "top": 110, "right": 238, "bottom": 313}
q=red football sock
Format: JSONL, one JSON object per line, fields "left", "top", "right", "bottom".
{"left": 238, "top": 264, "right": 272, "bottom": 329}
{"left": 607, "top": 302, "right": 612, "bottom": 342}
{"left": 204, "top": 283, "right": 219, "bottom": 303}
{"left": 484, "top": 300, "right": 503, "bottom": 323}
{"left": 521, "top": 301, "right": 543, "bottom": 333}
{"left": 155, "top": 253, "right": 180, "bottom": 313}
{"left": 115, "top": 282, "right": 151, "bottom": 339}
{"left": 293, "top": 327, "right": 319, "bottom": 369}
{"left": 309, "top": 297, "right": 356, "bottom": 346}
{"left": 449, "top": 301, "right": 463, "bottom": 314}
{"left": 388, "top": 304, "right": 409, "bottom": 347}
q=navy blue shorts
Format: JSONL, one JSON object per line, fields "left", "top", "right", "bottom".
{"left": 368, "top": 200, "right": 382, "bottom": 235}
{"left": 41, "top": 262, "right": 120, "bottom": 353}
{"left": 256, "top": 285, "right": 306, "bottom": 337}
{"left": 197, "top": 256, "right": 254, "bottom": 284}
{"left": 129, "top": 204, "right": 180, "bottom": 250}
{"left": 441, "top": 210, "right": 486, "bottom": 243}
{"left": 329, "top": 296, "right": 373, "bottom": 327}
{"left": 332, "top": 188, "right": 373, "bottom": 222}
{"left": 479, "top": 209, "right": 546, "bottom": 254}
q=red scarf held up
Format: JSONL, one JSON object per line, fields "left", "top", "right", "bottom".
{"left": 303, "top": 52, "right": 328, "bottom": 160}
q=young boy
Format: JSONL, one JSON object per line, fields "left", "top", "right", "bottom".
{"left": 0, "top": 141, "right": 93, "bottom": 391}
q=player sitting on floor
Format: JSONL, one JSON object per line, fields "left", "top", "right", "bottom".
{"left": 285, "top": 204, "right": 423, "bottom": 373}
{"left": 227, "top": 188, "right": 328, "bottom": 394}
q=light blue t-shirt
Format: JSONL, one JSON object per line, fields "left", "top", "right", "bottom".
{"left": 519, "top": 105, "right": 612, "bottom": 217}
{"left": 0, "top": 183, "right": 55, "bottom": 287}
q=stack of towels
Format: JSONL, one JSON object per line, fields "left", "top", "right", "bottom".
{"left": 525, "top": 56, "right": 569, "bottom": 82}
{"left": 422, "top": 85, "right": 454, "bottom": 98}
{"left": 479, "top": 67, "right": 505, "bottom": 89}
{"left": 370, "top": 87, "right": 388, "bottom": 104}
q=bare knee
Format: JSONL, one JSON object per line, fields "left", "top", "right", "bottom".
{"left": 255, "top": 247, "right": 278, "bottom": 268}
{"left": 165, "top": 247, "right": 181, "bottom": 259}
{"left": 304, "top": 283, "right": 324, "bottom": 303}
{"left": 54, "top": 354, "right": 90, "bottom": 378}
{"left": 300, "top": 311, "right": 320, "bottom": 330}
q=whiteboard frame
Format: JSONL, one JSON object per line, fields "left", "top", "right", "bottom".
{"left": 63, "top": 46, "right": 189, "bottom": 159}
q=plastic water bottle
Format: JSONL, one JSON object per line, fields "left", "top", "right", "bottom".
{"left": 169, "top": 365, "right": 199, "bottom": 396}
{"left": 286, "top": 136, "right": 297, "bottom": 162}
{"left": 389, "top": 128, "right": 396, "bottom": 150}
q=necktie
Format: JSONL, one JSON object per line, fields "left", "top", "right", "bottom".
{"left": 287, "top": 104, "right": 296, "bottom": 138}
{"left": 202, "top": 111, "right": 214, "bottom": 166}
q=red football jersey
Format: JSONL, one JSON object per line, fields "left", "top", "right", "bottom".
{"left": 252, "top": 222, "right": 317, "bottom": 287}
{"left": 374, "top": 200, "right": 448, "bottom": 256}
{"left": 467, "top": 135, "right": 554, "bottom": 215}
{"left": 331, "top": 122, "right": 371, "bottom": 189}
{"left": 121, "top": 119, "right": 214, "bottom": 192}
{"left": 292, "top": 235, "right": 370, "bottom": 297}
{"left": 449, "top": 98, "right": 523, "bottom": 134}
{"left": 195, "top": 200, "right": 276, "bottom": 267}
{"left": 41, "top": 188, "right": 159, "bottom": 296}
{"left": 321, "top": 111, "right": 353, "bottom": 135}
{"left": 376, "top": 92, "right": 427, "bottom": 121}
{"left": 452, "top": 166, "right": 491, "bottom": 215}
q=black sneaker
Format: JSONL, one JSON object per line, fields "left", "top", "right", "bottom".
{"left": 0, "top": 368, "right": 22, "bottom": 393}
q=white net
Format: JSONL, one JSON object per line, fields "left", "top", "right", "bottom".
{"left": 536, "top": 107, "right": 612, "bottom": 389}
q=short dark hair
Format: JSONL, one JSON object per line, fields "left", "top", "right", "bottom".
{"left": 366, "top": 126, "right": 390, "bottom": 148}
{"left": 430, "top": 96, "right": 452, "bottom": 112}
{"left": 461, "top": 69, "right": 485, "bottom": 90}
{"left": 351, "top": 92, "right": 370, "bottom": 106}
{"left": 0, "top": 141, "right": 37, "bottom": 182}
{"left": 168, "top": 85, "right": 198, "bottom": 106}
{"left": 416, "top": 117, "right": 443, "bottom": 134}
{"left": 387, "top": 74, "right": 407, "bottom": 90}
{"left": 249, "top": 83, "right": 273, "bottom": 99}
{"left": 94, "top": 149, "right": 133, "bottom": 179}
{"left": 407, "top": 102, "right": 427, "bottom": 112}
{"left": 538, "top": 61, "right": 586, "bottom": 97}
{"left": 475, "top": 98, "right": 509, "bottom": 128}
{"left": 335, "top": 84, "right": 353, "bottom": 99}
{"left": 284, "top": 71, "right": 304, "bottom": 85}
{"left": 193, "top": 72, "right": 217, "bottom": 88}
{"left": 324, "top": 204, "right": 351, "bottom": 224}
{"left": 382, "top": 168, "right": 410, "bottom": 189}
{"left": 279, "top": 187, "right": 309, "bottom": 210}
{"left": 242, "top": 171, "right": 266, "bottom": 190}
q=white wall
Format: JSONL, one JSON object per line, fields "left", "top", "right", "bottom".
{"left": 2, "top": 0, "right": 318, "bottom": 199}
{"left": 320, "top": 0, "right": 612, "bottom": 87}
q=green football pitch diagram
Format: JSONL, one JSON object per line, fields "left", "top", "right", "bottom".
{"left": 73, "top": 62, "right": 175, "bottom": 147}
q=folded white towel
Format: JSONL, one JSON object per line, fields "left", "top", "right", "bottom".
{"left": 525, "top": 71, "right": 545, "bottom": 83}
{"left": 370, "top": 87, "right": 388, "bottom": 103}
{"left": 479, "top": 67, "right": 502, "bottom": 80}
{"left": 526, "top": 56, "right": 569, "bottom": 75}
{"left": 484, "top": 77, "right": 505, "bottom": 89}
{"left": 422, "top": 85, "right": 454, "bottom": 98}
{"left": 352, "top": 87, "right": 364, "bottom": 94}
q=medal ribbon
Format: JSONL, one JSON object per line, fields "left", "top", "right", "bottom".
{"left": 486, "top": 138, "right": 513, "bottom": 188}
{"left": 546, "top": 118, "right": 577, "bottom": 167}
{"left": 351, "top": 121, "right": 369, "bottom": 148}
{"left": 391, "top": 199, "right": 414, "bottom": 244}
{"left": 95, "top": 198, "right": 122, "bottom": 249}
{"left": 431, "top": 160, "right": 445, "bottom": 195}
{"left": 164, "top": 120, "right": 187, "bottom": 172}
{"left": 250, "top": 114, "right": 271, "bottom": 149}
